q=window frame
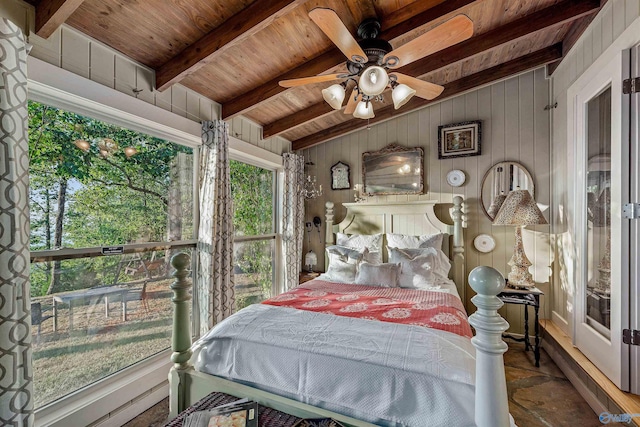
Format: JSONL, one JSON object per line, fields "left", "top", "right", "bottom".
{"left": 229, "top": 149, "right": 282, "bottom": 300}
{"left": 27, "top": 56, "right": 285, "bottom": 425}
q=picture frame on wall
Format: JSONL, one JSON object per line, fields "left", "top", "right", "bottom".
{"left": 330, "top": 161, "right": 351, "bottom": 190}
{"left": 437, "top": 120, "right": 482, "bottom": 159}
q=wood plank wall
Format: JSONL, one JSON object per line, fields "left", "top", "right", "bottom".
{"left": 1, "top": 0, "right": 291, "bottom": 155}
{"left": 549, "top": 0, "right": 640, "bottom": 336}
{"left": 303, "top": 69, "right": 552, "bottom": 334}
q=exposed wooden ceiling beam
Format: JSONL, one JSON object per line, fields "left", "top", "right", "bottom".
{"left": 395, "top": 0, "right": 599, "bottom": 78}
{"left": 264, "top": 0, "right": 600, "bottom": 139}
{"left": 291, "top": 44, "right": 563, "bottom": 151}
{"left": 35, "top": 0, "right": 85, "bottom": 38}
{"left": 155, "top": 0, "right": 303, "bottom": 92}
{"left": 221, "top": 0, "right": 480, "bottom": 120}
{"left": 547, "top": 0, "right": 608, "bottom": 75}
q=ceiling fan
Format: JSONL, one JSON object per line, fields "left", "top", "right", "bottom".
{"left": 279, "top": 8, "right": 473, "bottom": 119}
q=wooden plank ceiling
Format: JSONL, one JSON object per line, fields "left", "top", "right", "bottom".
{"left": 28, "top": 0, "right": 605, "bottom": 150}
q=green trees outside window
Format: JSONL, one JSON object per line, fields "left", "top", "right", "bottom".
{"left": 230, "top": 160, "right": 276, "bottom": 310}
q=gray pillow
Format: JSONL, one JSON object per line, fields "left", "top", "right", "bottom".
{"left": 354, "top": 262, "right": 401, "bottom": 287}
{"left": 323, "top": 245, "right": 365, "bottom": 283}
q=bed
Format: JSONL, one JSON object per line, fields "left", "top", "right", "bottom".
{"left": 168, "top": 197, "right": 513, "bottom": 426}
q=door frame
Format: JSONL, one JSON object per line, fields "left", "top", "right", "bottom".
{"left": 566, "top": 19, "right": 640, "bottom": 390}
{"left": 630, "top": 42, "right": 640, "bottom": 395}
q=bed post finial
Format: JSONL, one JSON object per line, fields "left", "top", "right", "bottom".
{"left": 468, "top": 266, "right": 511, "bottom": 427}
{"left": 451, "top": 196, "right": 465, "bottom": 300}
{"left": 325, "top": 201, "right": 335, "bottom": 245}
{"left": 169, "top": 252, "right": 192, "bottom": 417}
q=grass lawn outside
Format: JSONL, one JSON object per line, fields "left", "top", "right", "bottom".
{"left": 31, "top": 274, "right": 266, "bottom": 409}
{"left": 32, "top": 279, "right": 176, "bottom": 408}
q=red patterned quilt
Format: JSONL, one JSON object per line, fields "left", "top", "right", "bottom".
{"left": 262, "top": 280, "right": 472, "bottom": 338}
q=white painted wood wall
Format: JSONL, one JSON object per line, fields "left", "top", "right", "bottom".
{"left": 1, "top": 0, "right": 291, "bottom": 155}
{"left": 304, "top": 69, "right": 552, "bottom": 334}
{"left": 549, "top": 0, "right": 640, "bottom": 336}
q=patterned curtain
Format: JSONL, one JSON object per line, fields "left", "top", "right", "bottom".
{"left": 0, "top": 18, "right": 34, "bottom": 427}
{"left": 282, "top": 153, "right": 305, "bottom": 290}
{"left": 197, "top": 120, "right": 235, "bottom": 336}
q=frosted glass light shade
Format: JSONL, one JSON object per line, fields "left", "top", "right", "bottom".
{"left": 322, "top": 83, "right": 346, "bottom": 110}
{"left": 359, "top": 66, "right": 389, "bottom": 96}
{"left": 124, "top": 147, "right": 138, "bottom": 158}
{"left": 392, "top": 83, "right": 416, "bottom": 109}
{"left": 353, "top": 101, "right": 374, "bottom": 119}
{"left": 74, "top": 139, "right": 90, "bottom": 152}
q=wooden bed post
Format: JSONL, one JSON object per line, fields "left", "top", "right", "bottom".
{"left": 168, "top": 253, "right": 193, "bottom": 418}
{"left": 468, "top": 266, "right": 511, "bottom": 427}
{"left": 451, "top": 196, "right": 465, "bottom": 300}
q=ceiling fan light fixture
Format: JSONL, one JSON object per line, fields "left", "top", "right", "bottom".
{"left": 392, "top": 83, "right": 416, "bottom": 109}
{"left": 353, "top": 100, "right": 374, "bottom": 119}
{"left": 322, "top": 82, "right": 346, "bottom": 110}
{"left": 359, "top": 66, "right": 388, "bottom": 96}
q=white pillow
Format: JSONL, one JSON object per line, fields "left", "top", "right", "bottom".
{"left": 385, "top": 232, "right": 444, "bottom": 250}
{"left": 336, "top": 233, "right": 383, "bottom": 264}
{"left": 323, "top": 245, "right": 365, "bottom": 283}
{"left": 388, "top": 247, "right": 441, "bottom": 289}
{"left": 354, "top": 262, "right": 401, "bottom": 287}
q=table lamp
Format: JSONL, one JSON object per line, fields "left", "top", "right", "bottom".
{"left": 492, "top": 188, "right": 548, "bottom": 288}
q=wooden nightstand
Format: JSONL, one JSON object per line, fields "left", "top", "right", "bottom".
{"left": 497, "top": 286, "right": 544, "bottom": 367}
{"left": 299, "top": 271, "right": 320, "bottom": 284}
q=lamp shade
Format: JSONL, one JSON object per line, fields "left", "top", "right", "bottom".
{"left": 392, "top": 83, "right": 416, "bottom": 109}
{"left": 492, "top": 189, "right": 548, "bottom": 226}
{"left": 322, "top": 83, "right": 346, "bottom": 110}
{"left": 359, "top": 66, "right": 389, "bottom": 96}
{"left": 487, "top": 192, "right": 507, "bottom": 218}
{"left": 353, "top": 101, "right": 374, "bottom": 119}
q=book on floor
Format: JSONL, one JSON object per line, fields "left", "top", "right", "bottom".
{"left": 182, "top": 399, "right": 258, "bottom": 427}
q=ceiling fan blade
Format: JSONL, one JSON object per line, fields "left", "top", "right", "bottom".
{"left": 393, "top": 73, "right": 444, "bottom": 100}
{"left": 279, "top": 73, "right": 343, "bottom": 88}
{"left": 384, "top": 15, "right": 473, "bottom": 69}
{"left": 343, "top": 88, "right": 359, "bottom": 115}
{"left": 309, "top": 8, "right": 367, "bottom": 62}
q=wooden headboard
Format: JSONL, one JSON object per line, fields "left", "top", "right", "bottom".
{"left": 324, "top": 197, "right": 465, "bottom": 301}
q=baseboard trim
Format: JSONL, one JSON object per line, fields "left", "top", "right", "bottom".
{"left": 543, "top": 321, "right": 640, "bottom": 426}
{"left": 542, "top": 339, "right": 607, "bottom": 415}
{"left": 97, "top": 382, "right": 169, "bottom": 427}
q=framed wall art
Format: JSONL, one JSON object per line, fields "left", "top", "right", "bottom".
{"left": 362, "top": 143, "right": 424, "bottom": 195}
{"left": 330, "top": 161, "right": 351, "bottom": 190}
{"left": 437, "top": 120, "right": 482, "bottom": 159}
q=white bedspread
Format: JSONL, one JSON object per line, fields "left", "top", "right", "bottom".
{"left": 192, "top": 304, "right": 476, "bottom": 426}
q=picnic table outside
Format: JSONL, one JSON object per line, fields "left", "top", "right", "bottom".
{"left": 52, "top": 285, "right": 130, "bottom": 331}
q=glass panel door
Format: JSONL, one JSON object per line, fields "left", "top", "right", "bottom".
{"left": 572, "top": 47, "right": 630, "bottom": 391}
{"left": 585, "top": 88, "right": 612, "bottom": 336}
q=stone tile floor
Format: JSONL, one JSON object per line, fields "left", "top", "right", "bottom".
{"left": 124, "top": 342, "right": 619, "bottom": 427}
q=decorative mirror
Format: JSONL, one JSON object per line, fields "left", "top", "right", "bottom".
{"left": 481, "top": 161, "right": 534, "bottom": 220}
{"left": 331, "top": 161, "right": 351, "bottom": 190}
{"left": 362, "top": 143, "right": 424, "bottom": 195}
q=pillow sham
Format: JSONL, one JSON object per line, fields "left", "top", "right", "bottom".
{"left": 354, "top": 262, "right": 401, "bottom": 287}
{"left": 388, "top": 247, "right": 441, "bottom": 289}
{"left": 336, "top": 233, "right": 383, "bottom": 264}
{"left": 385, "top": 232, "right": 444, "bottom": 250}
{"left": 323, "top": 245, "right": 366, "bottom": 283}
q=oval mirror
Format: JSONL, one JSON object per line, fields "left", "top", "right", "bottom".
{"left": 481, "top": 161, "right": 534, "bottom": 220}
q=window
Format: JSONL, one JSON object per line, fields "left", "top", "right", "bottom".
{"left": 28, "top": 100, "right": 195, "bottom": 408}
{"left": 230, "top": 159, "right": 276, "bottom": 310}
